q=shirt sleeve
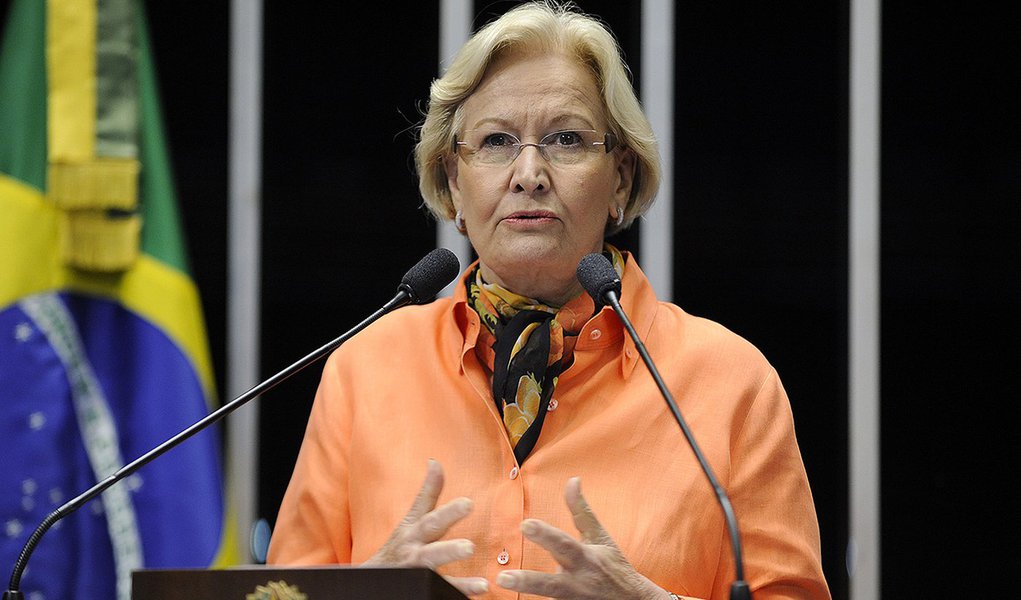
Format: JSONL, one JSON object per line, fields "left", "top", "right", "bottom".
{"left": 725, "top": 367, "right": 831, "bottom": 599}
{"left": 266, "top": 351, "right": 353, "bottom": 565}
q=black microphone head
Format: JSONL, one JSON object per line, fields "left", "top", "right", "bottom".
{"left": 400, "top": 248, "right": 461, "bottom": 303}
{"left": 576, "top": 253, "right": 622, "bottom": 303}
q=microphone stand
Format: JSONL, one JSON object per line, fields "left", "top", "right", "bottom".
{"left": 3, "top": 288, "right": 416, "bottom": 600}
{"left": 602, "top": 288, "right": 752, "bottom": 600}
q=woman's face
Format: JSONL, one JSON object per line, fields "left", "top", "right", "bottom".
{"left": 446, "top": 51, "right": 634, "bottom": 304}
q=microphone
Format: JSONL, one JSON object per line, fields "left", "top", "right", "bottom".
{"left": 576, "top": 253, "right": 752, "bottom": 600}
{"left": 399, "top": 247, "right": 461, "bottom": 304}
{"left": 2, "top": 248, "right": 460, "bottom": 600}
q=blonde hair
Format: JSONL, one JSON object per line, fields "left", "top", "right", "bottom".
{"left": 414, "top": 1, "right": 660, "bottom": 234}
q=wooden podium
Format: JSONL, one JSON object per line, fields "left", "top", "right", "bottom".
{"left": 131, "top": 566, "right": 468, "bottom": 599}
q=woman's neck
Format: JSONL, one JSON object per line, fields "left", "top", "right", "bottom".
{"left": 478, "top": 263, "right": 584, "bottom": 307}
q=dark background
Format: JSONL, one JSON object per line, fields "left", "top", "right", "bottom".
{"left": 3, "top": 1, "right": 1018, "bottom": 597}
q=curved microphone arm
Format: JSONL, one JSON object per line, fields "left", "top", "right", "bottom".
{"left": 603, "top": 289, "right": 751, "bottom": 600}
{"left": 576, "top": 253, "right": 750, "bottom": 600}
{"left": 3, "top": 290, "right": 411, "bottom": 599}
{"left": 3, "top": 246, "right": 462, "bottom": 599}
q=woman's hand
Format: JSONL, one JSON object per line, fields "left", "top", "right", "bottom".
{"left": 363, "top": 459, "right": 489, "bottom": 596}
{"left": 495, "top": 477, "right": 672, "bottom": 600}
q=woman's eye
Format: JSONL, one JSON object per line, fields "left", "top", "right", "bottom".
{"left": 483, "top": 133, "right": 514, "bottom": 147}
{"left": 552, "top": 131, "right": 583, "bottom": 146}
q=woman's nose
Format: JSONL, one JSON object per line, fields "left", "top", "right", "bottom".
{"left": 509, "top": 145, "right": 550, "bottom": 193}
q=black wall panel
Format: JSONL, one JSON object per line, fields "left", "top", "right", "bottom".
{"left": 672, "top": 3, "right": 848, "bottom": 597}
{"left": 9, "top": 0, "right": 1017, "bottom": 595}
{"left": 881, "top": 2, "right": 1021, "bottom": 594}
{"left": 255, "top": 1, "right": 441, "bottom": 524}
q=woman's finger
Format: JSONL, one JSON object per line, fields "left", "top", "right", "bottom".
{"left": 411, "top": 497, "right": 473, "bottom": 543}
{"left": 444, "top": 576, "right": 490, "bottom": 597}
{"left": 564, "top": 476, "right": 614, "bottom": 546}
{"left": 496, "top": 569, "right": 572, "bottom": 598}
{"left": 414, "top": 538, "right": 476, "bottom": 568}
{"left": 402, "top": 459, "right": 445, "bottom": 525}
{"left": 519, "top": 518, "right": 586, "bottom": 571}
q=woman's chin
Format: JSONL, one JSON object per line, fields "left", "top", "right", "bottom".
{"left": 482, "top": 243, "right": 568, "bottom": 274}
{"left": 479, "top": 246, "right": 588, "bottom": 301}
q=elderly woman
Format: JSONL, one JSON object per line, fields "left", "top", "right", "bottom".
{"left": 267, "top": 3, "right": 830, "bottom": 599}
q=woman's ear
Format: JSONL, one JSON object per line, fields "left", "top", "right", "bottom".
{"left": 614, "top": 148, "right": 637, "bottom": 204}
{"left": 445, "top": 155, "right": 465, "bottom": 220}
{"left": 445, "top": 155, "right": 461, "bottom": 198}
{"left": 608, "top": 202, "right": 623, "bottom": 224}
{"left": 443, "top": 155, "right": 468, "bottom": 233}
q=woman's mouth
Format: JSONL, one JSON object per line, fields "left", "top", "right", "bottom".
{"left": 503, "top": 210, "right": 558, "bottom": 223}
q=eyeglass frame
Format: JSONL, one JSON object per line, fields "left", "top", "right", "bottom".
{"left": 450, "top": 129, "right": 620, "bottom": 166}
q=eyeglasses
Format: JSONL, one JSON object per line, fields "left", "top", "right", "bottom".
{"left": 453, "top": 129, "right": 618, "bottom": 166}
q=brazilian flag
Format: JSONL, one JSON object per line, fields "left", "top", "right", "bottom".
{"left": 0, "top": 1, "right": 235, "bottom": 598}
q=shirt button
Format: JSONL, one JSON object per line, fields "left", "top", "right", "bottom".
{"left": 509, "top": 467, "right": 519, "bottom": 480}
{"left": 548, "top": 398, "right": 559, "bottom": 411}
{"left": 589, "top": 329, "right": 602, "bottom": 340}
{"left": 497, "top": 549, "right": 510, "bottom": 565}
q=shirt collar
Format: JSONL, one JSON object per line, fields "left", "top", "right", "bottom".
{"left": 615, "top": 255, "right": 659, "bottom": 377}
{"left": 449, "top": 255, "right": 661, "bottom": 378}
{"left": 572, "top": 255, "right": 659, "bottom": 378}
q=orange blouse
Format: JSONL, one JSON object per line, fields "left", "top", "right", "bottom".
{"left": 268, "top": 258, "right": 830, "bottom": 600}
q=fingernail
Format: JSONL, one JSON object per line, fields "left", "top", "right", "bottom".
{"left": 496, "top": 572, "right": 515, "bottom": 588}
{"left": 460, "top": 540, "right": 474, "bottom": 556}
{"left": 521, "top": 520, "right": 537, "bottom": 535}
{"left": 468, "top": 580, "right": 489, "bottom": 593}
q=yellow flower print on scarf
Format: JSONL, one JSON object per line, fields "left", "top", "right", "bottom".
{"left": 504, "top": 373, "right": 542, "bottom": 445}
{"left": 463, "top": 244, "right": 626, "bottom": 461}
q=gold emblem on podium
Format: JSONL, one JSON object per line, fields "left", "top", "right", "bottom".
{"left": 246, "top": 580, "right": 308, "bottom": 600}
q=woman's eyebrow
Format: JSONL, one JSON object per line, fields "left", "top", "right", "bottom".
{"left": 467, "top": 113, "right": 596, "bottom": 131}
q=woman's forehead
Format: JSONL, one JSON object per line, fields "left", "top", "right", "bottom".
{"left": 476, "top": 50, "right": 598, "bottom": 96}
{"left": 461, "top": 53, "right": 605, "bottom": 129}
